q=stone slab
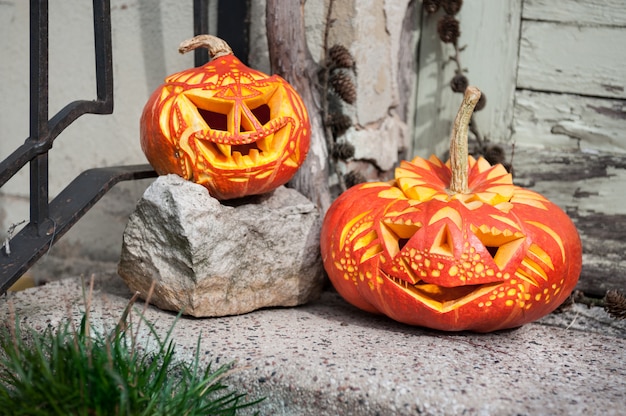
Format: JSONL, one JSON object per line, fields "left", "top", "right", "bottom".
{"left": 2, "top": 274, "right": 625, "bottom": 415}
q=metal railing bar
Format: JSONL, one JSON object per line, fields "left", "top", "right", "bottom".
{"left": 0, "top": 0, "right": 113, "bottom": 189}
{"left": 30, "top": 0, "right": 49, "bottom": 143}
{"left": 1, "top": 164, "right": 157, "bottom": 293}
{"left": 30, "top": 155, "right": 49, "bottom": 233}
{"left": 192, "top": 0, "right": 249, "bottom": 66}
{"left": 193, "top": 0, "right": 210, "bottom": 67}
{"left": 217, "top": 0, "right": 248, "bottom": 64}
{"left": 29, "top": 0, "right": 50, "bottom": 231}
{"left": 93, "top": 0, "right": 113, "bottom": 106}
{"left": 0, "top": 143, "right": 47, "bottom": 188}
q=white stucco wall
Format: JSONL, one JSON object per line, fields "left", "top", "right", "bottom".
{"left": 0, "top": 1, "right": 216, "bottom": 274}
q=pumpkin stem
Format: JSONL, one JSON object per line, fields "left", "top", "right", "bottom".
{"left": 178, "top": 34, "right": 233, "bottom": 60}
{"left": 448, "top": 86, "right": 481, "bottom": 194}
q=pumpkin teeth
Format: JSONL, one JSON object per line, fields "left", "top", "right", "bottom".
{"left": 386, "top": 274, "right": 502, "bottom": 313}
{"left": 216, "top": 143, "right": 232, "bottom": 157}
{"left": 232, "top": 151, "right": 244, "bottom": 166}
{"left": 248, "top": 148, "right": 260, "bottom": 163}
{"left": 257, "top": 136, "right": 272, "bottom": 153}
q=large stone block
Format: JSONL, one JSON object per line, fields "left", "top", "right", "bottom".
{"left": 118, "top": 175, "right": 324, "bottom": 317}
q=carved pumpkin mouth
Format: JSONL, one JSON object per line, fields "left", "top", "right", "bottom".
{"left": 385, "top": 274, "right": 502, "bottom": 313}
{"left": 372, "top": 209, "right": 532, "bottom": 314}
{"left": 182, "top": 88, "right": 300, "bottom": 170}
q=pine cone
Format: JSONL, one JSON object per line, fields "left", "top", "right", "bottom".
{"left": 329, "top": 44, "right": 355, "bottom": 70}
{"left": 329, "top": 71, "right": 357, "bottom": 104}
{"left": 450, "top": 73, "right": 468, "bottom": 93}
{"left": 327, "top": 113, "right": 353, "bottom": 137}
{"left": 423, "top": 0, "right": 440, "bottom": 14}
{"left": 604, "top": 289, "right": 626, "bottom": 320}
{"left": 474, "top": 92, "right": 487, "bottom": 111}
{"left": 344, "top": 171, "right": 367, "bottom": 189}
{"left": 437, "top": 15, "right": 460, "bottom": 44}
{"left": 442, "top": 0, "right": 463, "bottom": 15}
{"left": 332, "top": 142, "right": 355, "bottom": 161}
{"left": 483, "top": 145, "right": 505, "bottom": 166}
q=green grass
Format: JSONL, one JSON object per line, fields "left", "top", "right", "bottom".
{"left": 0, "top": 287, "right": 262, "bottom": 415}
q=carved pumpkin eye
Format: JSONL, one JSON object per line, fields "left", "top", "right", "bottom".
{"left": 320, "top": 87, "right": 582, "bottom": 332}
{"left": 140, "top": 35, "right": 310, "bottom": 200}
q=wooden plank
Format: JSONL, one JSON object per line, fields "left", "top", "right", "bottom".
{"left": 523, "top": 0, "right": 626, "bottom": 27}
{"left": 512, "top": 89, "right": 626, "bottom": 152}
{"left": 413, "top": 0, "right": 522, "bottom": 157}
{"left": 517, "top": 21, "right": 626, "bottom": 99}
{"left": 509, "top": 145, "right": 626, "bottom": 296}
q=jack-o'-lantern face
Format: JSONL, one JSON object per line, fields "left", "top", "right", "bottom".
{"left": 141, "top": 48, "right": 310, "bottom": 200}
{"left": 321, "top": 155, "right": 582, "bottom": 332}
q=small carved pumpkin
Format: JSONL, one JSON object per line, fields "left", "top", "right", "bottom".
{"left": 141, "top": 35, "right": 310, "bottom": 200}
{"left": 320, "top": 87, "right": 582, "bottom": 332}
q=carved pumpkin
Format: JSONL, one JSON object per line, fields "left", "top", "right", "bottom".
{"left": 320, "top": 87, "right": 582, "bottom": 332}
{"left": 140, "top": 35, "right": 310, "bottom": 200}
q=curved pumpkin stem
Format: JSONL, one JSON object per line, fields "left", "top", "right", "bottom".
{"left": 178, "top": 34, "right": 233, "bottom": 60}
{"left": 448, "top": 86, "right": 481, "bottom": 194}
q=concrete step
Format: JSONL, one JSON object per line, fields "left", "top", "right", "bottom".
{"left": 2, "top": 273, "right": 625, "bottom": 415}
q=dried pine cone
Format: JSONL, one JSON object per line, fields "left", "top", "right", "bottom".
{"left": 423, "top": 0, "right": 440, "bottom": 14}
{"left": 329, "top": 44, "right": 355, "bottom": 70}
{"left": 332, "top": 142, "right": 355, "bottom": 161}
{"left": 450, "top": 73, "right": 468, "bottom": 93}
{"left": 329, "top": 70, "right": 357, "bottom": 104}
{"left": 344, "top": 170, "right": 367, "bottom": 189}
{"left": 437, "top": 15, "right": 460, "bottom": 44}
{"left": 327, "top": 113, "right": 352, "bottom": 137}
{"left": 483, "top": 145, "right": 513, "bottom": 173}
{"left": 442, "top": 0, "right": 463, "bottom": 15}
{"left": 474, "top": 92, "right": 487, "bottom": 111}
{"left": 483, "top": 145, "right": 505, "bottom": 166}
{"left": 604, "top": 289, "right": 626, "bottom": 320}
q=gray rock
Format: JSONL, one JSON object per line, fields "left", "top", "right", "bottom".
{"left": 118, "top": 175, "right": 324, "bottom": 317}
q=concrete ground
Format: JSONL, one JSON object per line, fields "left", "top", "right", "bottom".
{"left": 2, "top": 271, "right": 625, "bottom": 416}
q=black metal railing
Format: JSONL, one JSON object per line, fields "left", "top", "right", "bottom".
{"left": 0, "top": 0, "right": 249, "bottom": 294}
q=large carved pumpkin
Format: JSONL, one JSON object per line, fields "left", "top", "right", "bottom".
{"left": 141, "top": 35, "right": 310, "bottom": 200}
{"left": 320, "top": 87, "right": 582, "bottom": 332}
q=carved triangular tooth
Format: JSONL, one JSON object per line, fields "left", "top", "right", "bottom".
{"left": 248, "top": 148, "right": 260, "bottom": 163}
{"left": 257, "top": 136, "right": 272, "bottom": 153}
{"left": 242, "top": 154, "right": 254, "bottom": 167}
{"left": 232, "top": 151, "right": 244, "bottom": 166}
{"left": 216, "top": 143, "right": 231, "bottom": 157}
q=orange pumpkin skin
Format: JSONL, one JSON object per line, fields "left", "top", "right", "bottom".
{"left": 141, "top": 54, "right": 310, "bottom": 200}
{"left": 321, "top": 155, "right": 582, "bottom": 332}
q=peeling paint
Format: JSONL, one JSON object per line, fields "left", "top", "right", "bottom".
{"left": 510, "top": 145, "right": 626, "bottom": 295}
{"left": 586, "top": 104, "right": 626, "bottom": 120}
{"left": 601, "top": 83, "right": 625, "bottom": 94}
